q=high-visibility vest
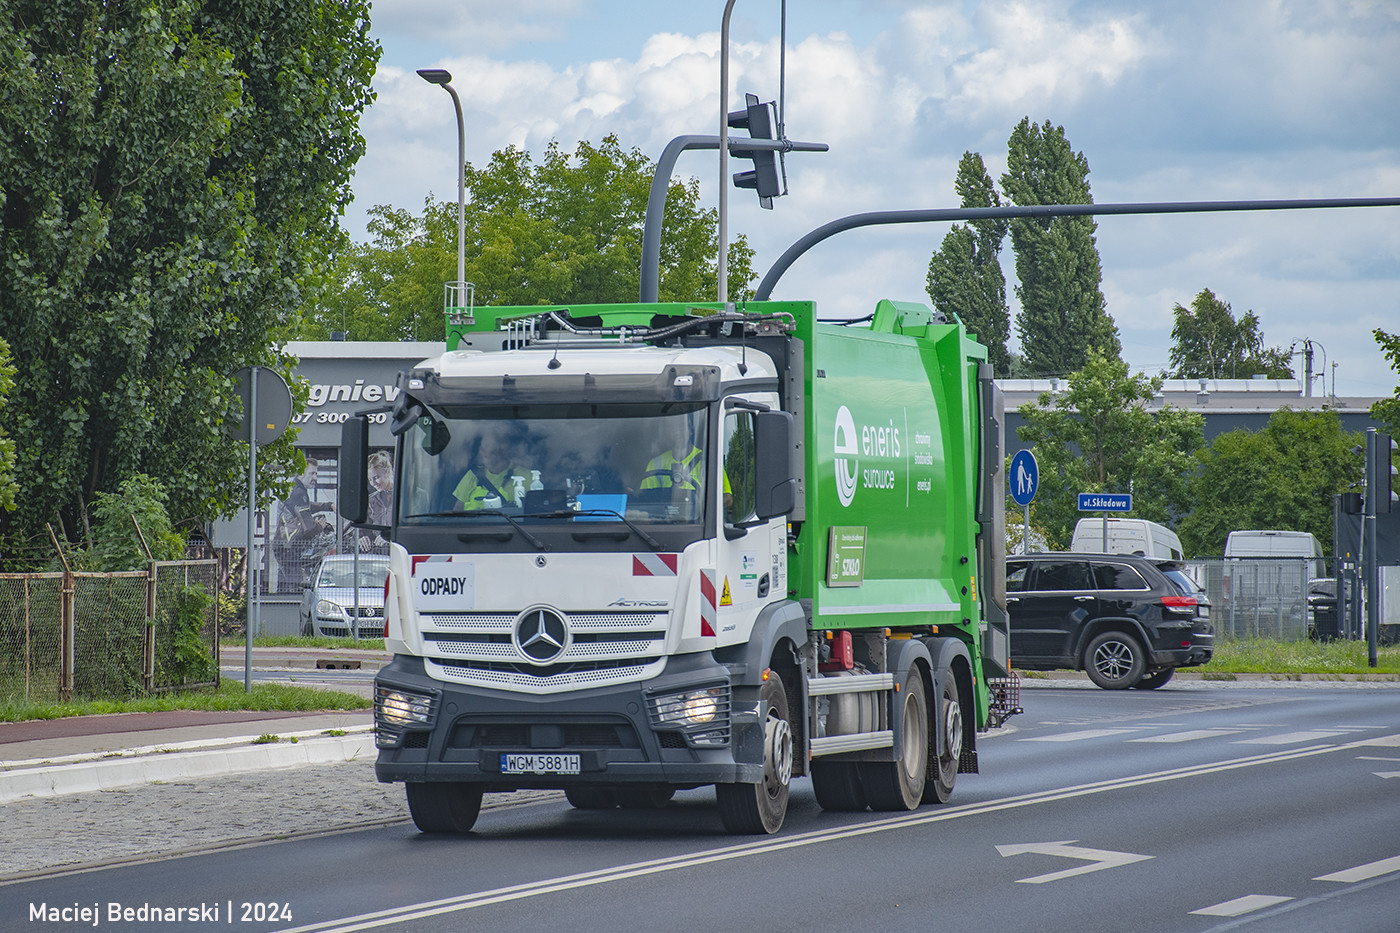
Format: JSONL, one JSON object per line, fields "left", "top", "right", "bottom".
{"left": 640, "top": 447, "right": 704, "bottom": 490}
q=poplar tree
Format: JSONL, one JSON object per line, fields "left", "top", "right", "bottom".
{"left": 926, "top": 152, "right": 1011, "bottom": 376}
{"left": 1001, "top": 118, "right": 1119, "bottom": 376}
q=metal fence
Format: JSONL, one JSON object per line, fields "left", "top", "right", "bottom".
{"left": 0, "top": 560, "right": 220, "bottom": 703}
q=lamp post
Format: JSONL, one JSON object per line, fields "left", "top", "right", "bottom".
{"left": 417, "top": 68, "right": 473, "bottom": 323}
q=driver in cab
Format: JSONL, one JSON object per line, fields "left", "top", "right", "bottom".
{"left": 454, "top": 426, "right": 530, "bottom": 510}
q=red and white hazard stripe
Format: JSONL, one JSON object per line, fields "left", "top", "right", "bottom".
{"left": 632, "top": 553, "right": 679, "bottom": 576}
{"left": 699, "top": 570, "right": 717, "bottom": 637}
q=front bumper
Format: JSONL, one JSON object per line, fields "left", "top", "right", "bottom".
{"left": 373, "top": 654, "right": 765, "bottom": 787}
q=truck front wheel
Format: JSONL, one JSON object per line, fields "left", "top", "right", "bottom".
{"left": 405, "top": 781, "right": 484, "bottom": 833}
{"left": 860, "top": 670, "right": 928, "bottom": 811}
{"left": 716, "top": 676, "right": 792, "bottom": 834}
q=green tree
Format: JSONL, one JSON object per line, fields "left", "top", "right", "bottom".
{"left": 1177, "top": 410, "right": 1362, "bottom": 556}
{"left": 0, "top": 338, "right": 16, "bottom": 514}
{"left": 1016, "top": 350, "right": 1203, "bottom": 548}
{"left": 1001, "top": 118, "right": 1120, "bottom": 376}
{"left": 302, "top": 136, "right": 756, "bottom": 341}
{"left": 926, "top": 152, "right": 1011, "bottom": 375}
{"left": 0, "top": 1, "right": 378, "bottom": 562}
{"left": 1372, "top": 329, "right": 1400, "bottom": 436}
{"left": 77, "top": 474, "right": 187, "bottom": 572}
{"left": 1168, "top": 289, "right": 1294, "bottom": 379}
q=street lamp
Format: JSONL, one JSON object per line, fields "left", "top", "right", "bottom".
{"left": 417, "top": 68, "right": 473, "bottom": 324}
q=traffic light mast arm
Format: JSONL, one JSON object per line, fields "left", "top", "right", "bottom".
{"left": 639, "top": 134, "right": 827, "bottom": 303}
{"left": 754, "top": 197, "right": 1400, "bottom": 300}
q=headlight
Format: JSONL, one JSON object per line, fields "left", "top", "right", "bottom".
{"left": 316, "top": 598, "right": 349, "bottom": 620}
{"left": 647, "top": 685, "right": 731, "bottom": 746}
{"left": 375, "top": 686, "right": 436, "bottom": 727}
{"left": 682, "top": 693, "right": 718, "bottom": 723}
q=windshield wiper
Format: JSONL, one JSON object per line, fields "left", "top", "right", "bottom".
{"left": 404, "top": 509, "right": 548, "bottom": 551}
{"left": 525, "top": 508, "right": 664, "bottom": 552}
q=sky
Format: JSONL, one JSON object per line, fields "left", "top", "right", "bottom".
{"left": 345, "top": 0, "right": 1400, "bottom": 397}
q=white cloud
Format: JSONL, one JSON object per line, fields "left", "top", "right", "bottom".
{"left": 347, "top": 0, "right": 1400, "bottom": 397}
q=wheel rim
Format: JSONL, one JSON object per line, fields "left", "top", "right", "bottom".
{"left": 764, "top": 708, "right": 793, "bottom": 796}
{"left": 1093, "top": 639, "right": 1134, "bottom": 681}
{"left": 943, "top": 689, "right": 963, "bottom": 764}
{"left": 902, "top": 689, "right": 926, "bottom": 763}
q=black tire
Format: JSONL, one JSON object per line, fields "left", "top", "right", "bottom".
{"left": 716, "top": 676, "right": 792, "bottom": 834}
{"left": 405, "top": 782, "right": 484, "bottom": 833}
{"left": 922, "top": 673, "right": 961, "bottom": 805}
{"left": 299, "top": 614, "right": 313, "bottom": 637}
{"left": 1083, "top": 631, "right": 1146, "bottom": 689}
{"left": 1135, "top": 667, "right": 1176, "bottom": 690}
{"left": 860, "top": 670, "right": 929, "bottom": 811}
{"left": 564, "top": 786, "right": 619, "bottom": 810}
{"left": 811, "top": 761, "right": 867, "bottom": 812}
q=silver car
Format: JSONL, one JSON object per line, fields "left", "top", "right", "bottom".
{"left": 299, "top": 554, "right": 390, "bottom": 638}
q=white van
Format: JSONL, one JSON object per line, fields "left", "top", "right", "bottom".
{"left": 1224, "top": 530, "right": 1324, "bottom": 577}
{"left": 1070, "top": 517, "right": 1184, "bottom": 560}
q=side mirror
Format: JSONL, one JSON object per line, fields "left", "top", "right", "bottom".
{"left": 339, "top": 415, "right": 370, "bottom": 524}
{"left": 754, "top": 410, "right": 796, "bottom": 520}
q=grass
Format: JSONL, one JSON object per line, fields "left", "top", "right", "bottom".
{"left": 0, "top": 679, "right": 370, "bottom": 723}
{"left": 1197, "top": 638, "right": 1400, "bottom": 676}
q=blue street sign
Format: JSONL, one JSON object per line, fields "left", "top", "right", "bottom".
{"left": 1010, "top": 450, "right": 1039, "bottom": 506}
{"left": 1078, "top": 493, "right": 1132, "bottom": 512}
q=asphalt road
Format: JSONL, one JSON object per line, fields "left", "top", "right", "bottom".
{"left": 6, "top": 681, "right": 1398, "bottom": 933}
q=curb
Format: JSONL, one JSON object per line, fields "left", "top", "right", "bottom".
{"left": 0, "top": 728, "right": 376, "bottom": 803}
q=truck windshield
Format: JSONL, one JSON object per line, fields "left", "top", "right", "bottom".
{"left": 397, "top": 403, "right": 710, "bottom": 526}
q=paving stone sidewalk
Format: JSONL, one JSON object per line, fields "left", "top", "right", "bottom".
{"left": 1, "top": 761, "right": 556, "bottom": 879}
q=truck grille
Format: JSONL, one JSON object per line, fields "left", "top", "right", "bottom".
{"left": 420, "top": 611, "right": 668, "bottom": 694}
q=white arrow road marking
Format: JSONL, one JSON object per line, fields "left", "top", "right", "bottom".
{"left": 1356, "top": 734, "right": 1400, "bottom": 746}
{"left": 1314, "top": 855, "right": 1400, "bottom": 883}
{"left": 996, "top": 840, "right": 1153, "bottom": 884}
{"left": 1191, "top": 894, "right": 1293, "bottom": 917}
{"left": 1374, "top": 772, "right": 1400, "bottom": 779}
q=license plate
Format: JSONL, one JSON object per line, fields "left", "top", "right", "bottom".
{"left": 501, "top": 753, "right": 580, "bottom": 775}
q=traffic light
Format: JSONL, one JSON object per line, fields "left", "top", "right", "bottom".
{"left": 728, "top": 93, "right": 782, "bottom": 208}
{"left": 1378, "top": 432, "right": 1396, "bottom": 513}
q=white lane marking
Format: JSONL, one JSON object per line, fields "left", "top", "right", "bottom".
{"left": 1314, "top": 854, "right": 1400, "bottom": 883}
{"left": 1191, "top": 894, "right": 1294, "bottom": 917}
{"left": 1235, "top": 730, "right": 1347, "bottom": 745}
{"left": 273, "top": 742, "right": 1349, "bottom": 933}
{"left": 1130, "top": 729, "right": 1244, "bottom": 743}
{"left": 1022, "top": 728, "right": 1142, "bottom": 742}
{"left": 1355, "top": 734, "right": 1400, "bottom": 747}
{"left": 996, "top": 840, "right": 1152, "bottom": 884}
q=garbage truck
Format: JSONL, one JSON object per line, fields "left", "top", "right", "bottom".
{"left": 339, "top": 297, "right": 1018, "bottom": 835}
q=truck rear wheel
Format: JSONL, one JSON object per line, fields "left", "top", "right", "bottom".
{"left": 716, "top": 676, "right": 791, "bottom": 834}
{"left": 405, "top": 781, "right": 484, "bottom": 833}
{"left": 860, "top": 670, "right": 928, "bottom": 812}
{"left": 922, "top": 674, "right": 961, "bottom": 804}
{"left": 811, "top": 761, "right": 867, "bottom": 811}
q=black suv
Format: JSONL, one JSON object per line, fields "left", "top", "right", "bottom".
{"left": 1006, "top": 552, "right": 1214, "bottom": 689}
